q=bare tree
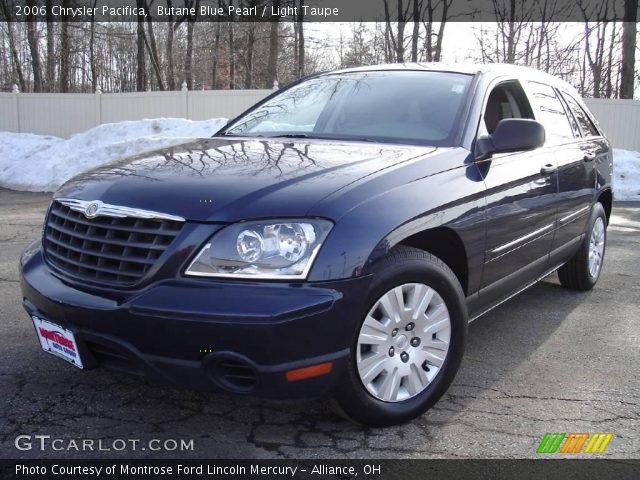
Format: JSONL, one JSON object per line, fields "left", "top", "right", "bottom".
{"left": 267, "top": 0, "right": 281, "bottom": 87}
{"left": 384, "top": 0, "right": 411, "bottom": 62}
{"left": 136, "top": 0, "right": 146, "bottom": 90}
{"left": 578, "top": 0, "right": 621, "bottom": 98}
{"left": 212, "top": 20, "right": 222, "bottom": 88}
{"left": 45, "top": 0, "right": 55, "bottom": 90}
{"left": 423, "top": 0, "right": 453, "bottom": 61}
{"left": 25, "top": 0, "right": 43, "bottom": 91}
{"left": 0, "top": 0, "right": 26, "bottom": 90}
{"left": 411, "top": 0, "right": 421, "bottom": 61}
{"left": 297, "top": 0, "right": 305, "bottom": 77}
{"left": 228, "top": 0, "right": 236, "bottom": 88}
{"left": 183, "top": 0, "right": 201, "bottom": 89}
{"left": 89, "top": 0, "right": 98, "bottom": 91}
{"left": 59, "top": 0, "right": 71, "bottom": 92}
{"left": 619, "top": 0, "right": 637, "bottom": 98}
{"left": 165, "top": 0, "right": 176, "bottom": 90}
{"left": 144, "top": 0, "right": 165, "bottom": 90}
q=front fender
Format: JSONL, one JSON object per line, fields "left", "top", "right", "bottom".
{"left": 307, "top": 160, "right": 487, "bottom": 290}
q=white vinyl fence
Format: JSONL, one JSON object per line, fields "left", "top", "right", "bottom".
{"left": 0, "top": 89, "right": 272, "bottom": 138}
{"left": 0, "top": 90, "right": 639, "bottom": 151}
{"left": 582, "top": 99, "right": 640, "bottom": 152}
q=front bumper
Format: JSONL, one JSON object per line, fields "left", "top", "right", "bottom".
{"left": 20, "top": 251, "right": 371, "bottom": 399}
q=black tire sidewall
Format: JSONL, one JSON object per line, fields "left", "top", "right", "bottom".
{"left": 583, "top": 203, "right": 608, "bottom": 287}
{"left": 335, "top": 250, "right": 467, "bottom": 427}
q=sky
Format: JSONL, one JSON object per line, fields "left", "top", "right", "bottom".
{"left": 304, "top": 22, "right": 589, "bottom": 65}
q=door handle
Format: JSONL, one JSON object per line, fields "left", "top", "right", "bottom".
{"left": 583, "top": 153, "right": 596, "bottom": 162}
{"left": 540, "top": 164, "right": 557, "bottom": 175}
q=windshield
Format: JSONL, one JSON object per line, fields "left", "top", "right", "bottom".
{"left": 223, "top": 71, "right": 472, "bottom": 146}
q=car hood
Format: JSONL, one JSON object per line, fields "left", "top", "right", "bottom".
{"left": 55, "top": 137, "right": 440, "bottom": 222}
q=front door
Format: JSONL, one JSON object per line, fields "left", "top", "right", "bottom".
{"left": 475, "top": 80, "right": 559, "bottom": 307}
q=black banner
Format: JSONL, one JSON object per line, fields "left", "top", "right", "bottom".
{"left": 0, "top": 0, "right": 636, "bottom": 23}
{"left": 1, "top": 459, "right": 640, "bottom": 480}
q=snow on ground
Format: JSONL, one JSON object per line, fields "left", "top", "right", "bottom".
{"left": 0, "top": 118, "right": 227, "bottom": 192}
{"left": 0, "top": 121, "right": 639, "bottom": 200}
{"left": 613, "top": 149, "right": 640, "bottom": 202}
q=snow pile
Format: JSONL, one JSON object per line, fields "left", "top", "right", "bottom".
{"left": 613, "top": 149, "right": 640, "bottom": 201}
{"left": 0, "top": 118, "right": 227, "bottom": 192}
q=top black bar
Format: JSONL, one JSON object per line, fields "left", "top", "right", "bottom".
{"left": 0, "top": 0, "right": 636, "bottom": 22}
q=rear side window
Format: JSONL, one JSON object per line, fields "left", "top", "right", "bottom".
{"left": 527, "top": 81, "right": 575, "bottom": 144}
{"left": 561, "top": 93, "right": 600, "bottom": 137}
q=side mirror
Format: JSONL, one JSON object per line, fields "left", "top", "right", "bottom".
{"left": 475, "top": 118, "right": 545, "bottom": 160}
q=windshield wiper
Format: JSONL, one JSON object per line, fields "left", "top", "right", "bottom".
{"left": 266, "top": 133, "right": 312, "bottom": 139}
{"left": 266, "top": 133, "right": 379, "bottom": 143}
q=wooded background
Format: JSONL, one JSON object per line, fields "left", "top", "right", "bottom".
{"left": 0, "top": 0, "right": 638, "bottom": 99}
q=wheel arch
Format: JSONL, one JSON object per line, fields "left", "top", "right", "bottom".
{"left": 369, "top": 226, "right": 470, "bottom": 296}
{"left": 597, "top": 188, "right": 613, "bottom": 224}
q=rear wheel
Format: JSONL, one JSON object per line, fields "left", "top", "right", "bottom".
{"left": 558, "top": 202, "right": 607, "bottom": 290}
{"left": 334, "top": 246, "right": 467, "bottom": 427}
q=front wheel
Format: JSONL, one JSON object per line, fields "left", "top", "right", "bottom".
{"left": 558, "top": 202, "right": 607, "bottom": 291}
{"left": 334, "top": 247, "right": 467, "bottom": 427}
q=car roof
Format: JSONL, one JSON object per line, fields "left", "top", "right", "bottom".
{"left": 323, "top": 62, "right": 580, "bottom": 96}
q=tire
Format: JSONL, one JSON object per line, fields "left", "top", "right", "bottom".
{"left": 558, "top": 202, "right": 607, "bottom": 291}
{"left": 333, "top": 246, "right": 468, "bottom": 427}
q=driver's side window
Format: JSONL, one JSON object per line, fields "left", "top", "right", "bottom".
{"left": 483, "top": 81, "right": 534, "bottom": 134}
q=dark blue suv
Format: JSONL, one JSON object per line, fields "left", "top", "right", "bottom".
{"left": 20, "top": 64, "right": 612, "bottom": 426}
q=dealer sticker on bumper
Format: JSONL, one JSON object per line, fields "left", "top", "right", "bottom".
{"left": 32, "top": 316, "right": 83, "bottom": 369}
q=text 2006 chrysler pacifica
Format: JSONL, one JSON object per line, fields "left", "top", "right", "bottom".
{"left": 20, "top": 64, "right": 612, "bottom": 426}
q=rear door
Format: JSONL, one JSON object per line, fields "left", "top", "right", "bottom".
{"left": 551, "top": 91, "right": 608, "bottom": 253}
{"left": 475, "top": 79, "right": 559, "bottom": 306}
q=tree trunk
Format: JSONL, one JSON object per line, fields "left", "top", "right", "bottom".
{"left": 136, "top": 0, "right": 146, "bottom": 91}
{"left": 297, "top": 0, "right": 305, "bottom": 78}
{"left": 0, "top": 1, "right": 26, "bottom": 90}
{"left": 266, "top": 0, "right": 280, "bottom": 88}
{"left": 145, "top": 6, "right": 165, "bottom": 91}
{"left": 212, "top": 21, "right": 221, "bottom": 89}
{"left": 89, "top": 0, "right": 98, "bottom": 92}
{"left": 411, "top": 0, "right": 420, "bottom": 62}
{"left": 244, "top": 25, "right": 255, "bottom": 88}
{"left": 186, "top": 20, "right": 194, "bottom": 89}
{"left": 434, "top": 0, "right": 449, "bottom": 62}
{"left": 605, "top": 22, "right": 616, "bottom": 98}
{"left": 166, "top": 0, "right": 175, "bottom": 90}
{"left": 506, "top": 0, "right": 517, "bottom": 64}
{"left": 25, "top": 0, "right": 43, "bottom": 92}
{"left": 396, "top": 0, "right": 406, "bottom": 62}
{"left": 45, "top": 0, "right": 55, "bottom": 91}
{"left": 619, "top": 0, "right": 638, "bottom": 99}
{"left": 228, "top": 0, "right": 235, "bottom": 89}
{"left": 59, "top": 0, "right": 71, "bottom": 92}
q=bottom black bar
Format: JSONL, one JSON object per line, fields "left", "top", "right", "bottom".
{"left": 2, "top": 459, "right": 639, "bottom": 480}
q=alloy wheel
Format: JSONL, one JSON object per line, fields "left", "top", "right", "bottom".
{"left": 588, "top": 217, "right": 605, "bottom": 278}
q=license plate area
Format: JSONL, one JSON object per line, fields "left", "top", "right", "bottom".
{"left": 32, "top": 316, "right": 84, "bottom": 369}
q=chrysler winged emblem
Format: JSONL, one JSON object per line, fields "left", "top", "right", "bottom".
{"left": 55, "top": 198, "right": 185, "bottom": 222}
{"left": 84, "top": 201, "right": 102, "bottom": 219}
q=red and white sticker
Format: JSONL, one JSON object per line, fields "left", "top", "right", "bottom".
{"left": 32, "top": 316, "right": 83, "bottom": 369}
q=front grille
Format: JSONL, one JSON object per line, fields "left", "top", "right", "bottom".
{"left": 43, "top": 201, "right": 182, "bottom": 286}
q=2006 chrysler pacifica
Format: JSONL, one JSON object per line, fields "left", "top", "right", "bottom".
{"left": 20, "top": 63, "right": 612, "bottom": 426}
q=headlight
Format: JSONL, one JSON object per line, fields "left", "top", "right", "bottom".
{"left": 185, "top": 219, "right": 332, "bottom": 279}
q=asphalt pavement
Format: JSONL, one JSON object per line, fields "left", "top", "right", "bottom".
{"left": 0, "top": 188, "right": 638, "bottom": 459}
